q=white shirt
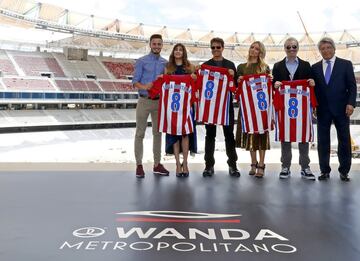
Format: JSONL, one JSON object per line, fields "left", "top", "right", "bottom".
{"left": 285, "top": 57, "right": 299, "bottom": 80}
{"left": 322, "top": 56, "right": 336, "bottom": 77}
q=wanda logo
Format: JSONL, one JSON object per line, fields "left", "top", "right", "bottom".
{"left": 72, "top": 227, "right": 105, "bottom": 238}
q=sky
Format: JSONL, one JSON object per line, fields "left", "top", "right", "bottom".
{"left": 40, "top": 0, "right": 360, "bottom": 34}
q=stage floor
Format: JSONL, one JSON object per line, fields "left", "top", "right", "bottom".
{"left": 1, "top": 163, "right": 359, "bottom": 261}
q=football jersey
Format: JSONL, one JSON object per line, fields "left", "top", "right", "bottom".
{"left": 236, "top": 73, "right": 273, "bottom": 134}
{"left": 149, "top": 74, "right": 197, "bottom": 135}
{"left": 273, "top": 80, "right": 317, "bottom": 142}
{"left": 196, "top": 64, "right": 235, "bottom": 125}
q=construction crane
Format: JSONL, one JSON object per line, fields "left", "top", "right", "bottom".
{"left": 297, "top": 11, "right": 320, "bottom": 61}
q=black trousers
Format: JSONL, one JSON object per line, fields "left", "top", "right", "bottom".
{"left": 204, "top": 103, "right": 238, "bottom": 169}
{"left": 317, "top": 111, "right": 352, "bottom": 174}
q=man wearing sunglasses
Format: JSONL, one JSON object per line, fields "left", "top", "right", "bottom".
{"left": 311, "top": 37, "right": 356, "bottom": 182}
{"left": 272, "top": 37, "right": 316, "bottom": 180}
{"left": 202, "top": 37, "right": 240, "bottom": 177}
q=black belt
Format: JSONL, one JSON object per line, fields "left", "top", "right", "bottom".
{"left": 139, "top": 94, "right": 159, "bottom": 100}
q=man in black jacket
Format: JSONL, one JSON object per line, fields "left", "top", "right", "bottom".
{"left": 202, "top": 37, "right": 240, "bottom": 177}
{"left": 272, "top": 37, "right": 316, "bottom": 180}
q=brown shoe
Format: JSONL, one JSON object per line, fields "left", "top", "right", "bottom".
{"left": 255, "top": 164, "right": 265, "bottom": 178}
{"left": 153, "top": 163, "right": 170, "bottom": 176}
{"left": 136, "top": 165, "right": 145, "bottom": 178}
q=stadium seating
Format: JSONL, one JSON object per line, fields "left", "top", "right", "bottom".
{"left": 12, "top": 54, "right": 65, "bottom": 77}
{"left": 53, "top": 54, "right": 111, "bottom": 79}
{"left": 55, "top": 79, "right": 73, "bottom": 91}
{"left": 55, "top": 79, "right": 102, "bottom": 92}
{"left": 102, "top": 61, "right": 135, "bottom": 79}
{"left": 2, "top": 78, "right": 55, "bottom": 91}
{"left": 0, "top": 109, "right": 138, "bottom": 128}
{"left": 98, "top": 81, "right": 135, "bottom": 92}
{"left": 0, "top": 50, "right": 139, "bottom": 95}
{"left": 98, "top": 81, "right": 116, "bottom": 92}
{"left": 113, "top": 82, "right": 135, "bottom": 92}
{"left": 0, "top": 50, "right": 18, "bottom": 76}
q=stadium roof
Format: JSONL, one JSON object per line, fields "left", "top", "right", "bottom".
{"left": 1, "top": 0, "right": 360, "bottom": 64}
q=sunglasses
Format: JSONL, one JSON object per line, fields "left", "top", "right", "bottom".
{"left": 286, "top": 45, "right": 298, "bottom": 50}
{"left": 211, "top": 46, "right": 222, "bottom": 50}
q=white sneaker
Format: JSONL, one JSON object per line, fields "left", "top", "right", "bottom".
{"left": 279, "top": 167, "right": 291, "bottom": 179}
{"left": 301, "top": 168, "right": 316, "bottom": 180}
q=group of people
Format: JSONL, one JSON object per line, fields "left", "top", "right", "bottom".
{"left": 132, "top": 33, "right": 357, "bottom": 182}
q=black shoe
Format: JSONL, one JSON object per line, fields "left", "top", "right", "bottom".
{"left": 279, "top": 167, "right": 291, "bottom": 179}
{"left": 318, "top": 173, "right": 330, "bottom": 181}
{"left": 301, "top": 168, "right": 316, "bottom": 180}
{"left": 340, "top": 173, "right": 350, "bottom": 182}
{"left": 182, "top": 172, "right": 189, "bottom": 178}
{"left": 203, "top": 167, "right": 214, "bottom": 177}
{"left": 229, "top": 166, "right": 241, "bottom": 177}
{"left": 176, "top": 172, "right": 183, "bottom": 177}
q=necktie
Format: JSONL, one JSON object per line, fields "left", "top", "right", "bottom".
{"left": 324, "top": 60, "right": 331, "bottom": 84}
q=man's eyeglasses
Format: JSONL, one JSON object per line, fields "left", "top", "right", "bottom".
{"left": 286, "top": 45, "right": 298, "bottom": 50}
{"left": 211, "top": 46, "right": 222, "bottom": 50}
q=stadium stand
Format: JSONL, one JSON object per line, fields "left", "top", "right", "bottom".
{"left": 113, "top": 82, "right": 134, "bottom": 92}
{"left": 10, "top": 51, "right": 66, "bottom": 77}
{"left": 102, "top": 60, "right": 135, "bottom": 79}
{"left": 97, "top": 81, "right": 116, "bottom": 92}
{"left": 0, "top": 109, "right": 137, "bottom": 127}
{"left": 55, "top": 79, "right": 101, "bottom": 92}
{"left": 53, "top": 53, "right": 112, "bottom": 79}
{"left": 0, "top": 108, "right": 139, "bottom": 132}
{"left": 2, "top": 77, "right": 55, "bottom": 91}
{"left": 0, "top": 50, "right": 18, "bottom": 76}
{"left": 54, "top": 79, "right": 73, "bottom": 91}
{"left": 0, "top": 0, "right": 358, "bottom": 125}
{"left": 54, "top": 79, "right": 102, "bottom": 92}
{"left": 98, "top": 81, "right": 135, "bottom": 92}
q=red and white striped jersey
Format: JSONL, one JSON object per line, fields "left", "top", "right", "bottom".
{"left": 149, "top": 74, "right": 197, "bottom": 135}
{"left": 273, "top": 80, "right": 317, "bottom": 142}
{"left": 196, "top": 64, "right": 235, "bottom": 125}
{"left": 236, "top": 74, "right": 273, "bottom": 134}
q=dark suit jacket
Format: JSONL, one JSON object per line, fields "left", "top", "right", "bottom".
{"left": 272, "top": 57, "right": 312, "bottom": 82}
{"left": 311, "top": 57, "right": 357, "bottom": 116}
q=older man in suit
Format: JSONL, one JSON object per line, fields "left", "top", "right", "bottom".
{"left": 312, "top": 37, "right": 357, "bottom": 181}
{"left": 272, "top": 37, "right": 316, "bottom": 180}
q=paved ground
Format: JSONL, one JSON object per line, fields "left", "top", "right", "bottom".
{"left": 0, "top": 163, "right": 359, "bottom": 261}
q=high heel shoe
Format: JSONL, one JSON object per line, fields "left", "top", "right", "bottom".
{"left": 176, "top": 163, "right": 183, "bottom": 177}
{"left": 182, "top": 162, "right": 189, "bottom": 177}
{"left": 255, "top": 164, "right": 265, "bottom": 178}
{"left": 249, "top": 162, "right": 258, "bottom": 176}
